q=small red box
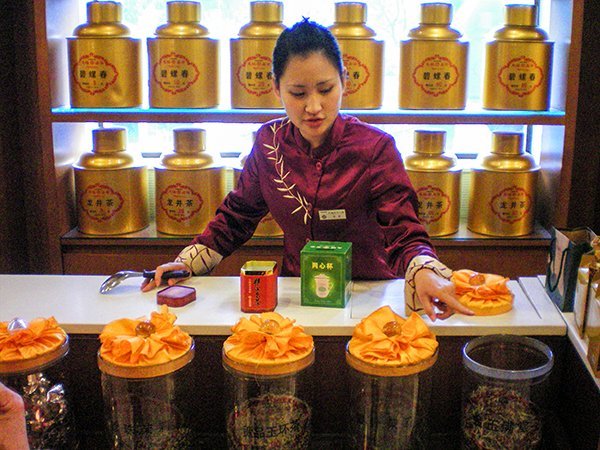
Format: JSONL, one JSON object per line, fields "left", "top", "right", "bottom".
{"left": 157, "top": 285, "right": 196, "bottom": 307}
{"left": 240, "top": 261, "right": 278, "bottom": 313}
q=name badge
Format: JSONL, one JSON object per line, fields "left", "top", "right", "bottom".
{"left": 318, "top": 209, "right": 347, "bottom": 221}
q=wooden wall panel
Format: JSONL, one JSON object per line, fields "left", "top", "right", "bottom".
{"left": 0, "top": 2, "right": 28, "bottom": 273}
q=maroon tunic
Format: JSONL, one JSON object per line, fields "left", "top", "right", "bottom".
{"left": 192, "top": 114, "right": 436, "bottom": 279}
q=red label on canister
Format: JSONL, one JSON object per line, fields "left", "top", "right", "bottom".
{"left": 240, "top": 261, "right": 278, "bottom": 313}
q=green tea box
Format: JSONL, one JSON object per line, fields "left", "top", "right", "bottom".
{"left": 301, "top": 241, "right": 352, "bottom": 308}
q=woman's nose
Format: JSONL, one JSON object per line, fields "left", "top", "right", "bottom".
{"left": 305, "top": 94, "right": 322, "bottom": 114}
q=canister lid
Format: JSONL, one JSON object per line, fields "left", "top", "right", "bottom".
{"left": 222, "top": 312, "right": 315, "bottom": 375}
{"left": 346, "top": 345, "right": 438, "bottom": 376}
{"left": 223, "top": 346, "right": 315, "bottom": 376}
{"left": 414, "top": 130, "right": 445, "bottom": 155}
{"left": 421, "top": 2, "right": 452, "bottom": 25}
{"left": 88, "top": 0, "right": 122, "bottom": 23}
{"left": 73, "top": 1, "right": 131, "bottom": 36}
{"left": 93, "top": 128, "right": 127, "bottom": 153}
{"left": 491, "top": 132, "right": 523, "bottom": 155}
{"left": 0, "top": 318, "right": 69, "bottom": 375}
{"left": 98, "top": 341, "right": 195, "bottom": 379}
{"left": 335, "top": 2, "right": 366, "bottom": 23}
{"left": 168, "top": 1, "right": 201, "bottom": 23}
{"left": 237, "top": 1, "right": 285, "bottom": 38}
{"left": 476, "top": 132, "right": 539, "bottom": 172}
{"left": 0, "top": 338, "right": 69, "bottom": 375}
{"left": 406, "top": 131, "right": 458, "bottom": 172}
{"left": 493, "top": 4, "right": 547, "bottom": 41}
{"left": 251, "top": 1, "right": 283, "bottom": 22}
{"left": 75, "top": 128, "right": 142, "bottom": 169}
{"left": 506, "top": 4, "right": 538, "bottom": 27}
{"left": 407, "top": 2, "right": 461, "bottom": 40}
{"left": 330, "top": 2, "right": 377, "bottom": 38}
{"left": 159, "top": 128, "right": 215, "bottom": 169}
{"left": 154, "top": 1, "right": 209, "bottom": 37}
{"left": 241, "top": 260, "right": 278, "bottom": 276}
{"left": 174, "top": 128, "right": 206, "bottom": 154}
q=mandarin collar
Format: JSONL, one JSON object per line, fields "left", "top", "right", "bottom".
{"left": 290, "top": 115, "right": 346, "bottom": 159}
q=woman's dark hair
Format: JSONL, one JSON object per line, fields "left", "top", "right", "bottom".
{"left": 272, "top": 18, "right": 343, "bottom": 86}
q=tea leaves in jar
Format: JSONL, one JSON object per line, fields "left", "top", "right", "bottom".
{"left": 462, "top": 385, "right": 542, "bottom": 449}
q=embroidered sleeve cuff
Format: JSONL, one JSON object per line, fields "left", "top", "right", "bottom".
{"left": 175, "top": 244, "right": 223, "bottom": 276}
{"left": 404, "top": 256, "right": 453, "bottom": 316}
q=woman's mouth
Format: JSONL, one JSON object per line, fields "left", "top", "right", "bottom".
{"left": 304, "top": 118, "right": 324, "bottom": 129}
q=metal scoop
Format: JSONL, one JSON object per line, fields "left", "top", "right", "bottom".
{"left": 99, "top": 269, "right": 190, "bottom": 294}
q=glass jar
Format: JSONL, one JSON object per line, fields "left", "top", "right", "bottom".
{"left": 462, "top": 334, "right": 554, "bottom": 449}
{"left": 0, "top": 333, "right": 77, "bottom": 449}
{"left": 223, "top": 349, "right": 314, "bottom": 449}
{"left": 97, "top": 343, "right": 195, "bottom": 449}
{"left": 346, "top": 345, "right": 438, "bottom": 449}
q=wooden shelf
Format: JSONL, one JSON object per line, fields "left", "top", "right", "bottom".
{"left": 61, "top": 222, "right": 550, "bottom": 246}
{"left": 51, "top": 106, "right": 566, "bottom": 125}
{"left": 61, "top": 223, "right": 550, "bottom": 279}
{"left": 61, "top": 223, "right": 284, "bottom": 247}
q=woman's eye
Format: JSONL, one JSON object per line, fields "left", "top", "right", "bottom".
{"left": 320, "top": 87, "right": 333, "bottom": 95}
{"left": 290, "top": 92, "right": 305, "bottom": 98}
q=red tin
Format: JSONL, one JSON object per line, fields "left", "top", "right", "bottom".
{"left": 240, "top": 261, "right": 278, "bottom": 313}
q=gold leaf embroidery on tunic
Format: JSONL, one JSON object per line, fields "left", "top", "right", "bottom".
{"left": 265, "top": 119, "right": 312, "bottom": 224}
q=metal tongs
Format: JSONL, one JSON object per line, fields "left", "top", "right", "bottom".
{"left": 99, "top": 269, "right": 190, "bottom": 294}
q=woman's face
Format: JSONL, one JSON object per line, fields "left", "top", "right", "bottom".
{"left": 274, "top": 51, "right": 345, "bottom": 150}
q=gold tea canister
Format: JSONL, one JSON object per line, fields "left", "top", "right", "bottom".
{"left": 68, "top": 1, "right": 141, "bottom": 108}
{"left": 483, "top": 5, "right": 553, "bottom": 110}
{"left": 405, "top": 131, "right": 461, "bottom": 236}
{"left": 74, "top": 128, "right": 148, "bottom": 235}
{"left": 155, "top": 129, "right": 226, "bottom": 235}
{"left": 399, "top": 2, "right": 468, "bottom": 110}
{"left": 230, "top": 1, "right": 285, "bottom": 109}
{"left": 329, "top": 2, "right": 383, "bottom": 109}
{"left": 147, "top": 1, "right": 219, "bottom": 108}
{"left": 468, "top": 132, "right": 539, "bottom": 236}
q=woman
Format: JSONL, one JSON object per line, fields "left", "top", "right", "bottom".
{"left": 143, "top": 19, "right": 473, "bottom": 321}
{"left": 0, "top": 381, "right": 29, "bottom": 450}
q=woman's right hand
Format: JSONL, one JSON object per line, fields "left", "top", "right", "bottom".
{"left": 141, "top": 261, "right": 191, "bottom": 292}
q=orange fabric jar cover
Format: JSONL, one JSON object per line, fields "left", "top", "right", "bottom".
{"left": 0, "top": 317, "right": 67, "bottom": 362}
{"left": 223, "top": 312, "right": 314, "bottom": 366}
{"left": 348, "top": 306, "right": 438, "bottom": 367}
{"left": 99, "top": 305, "right": 192, "bottom": 367}
{"left": 451, "top": 269, "right": 514, "bottom": 316}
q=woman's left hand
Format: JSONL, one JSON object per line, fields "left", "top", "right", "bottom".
{"left": 414, "top": 269, "right": 474, "bottom": 321}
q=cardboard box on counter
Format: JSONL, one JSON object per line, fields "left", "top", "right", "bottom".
{"left": 301, "top": 241, "right": 352, "bottom": 308}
